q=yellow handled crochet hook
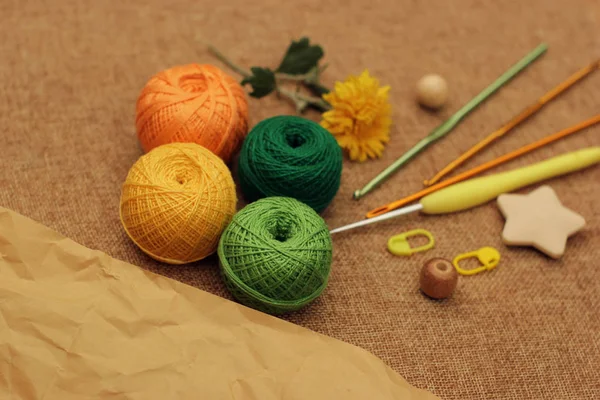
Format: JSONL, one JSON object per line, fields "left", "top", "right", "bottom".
{"left": 330, "top": 147, "right": 600, "bottom": 234}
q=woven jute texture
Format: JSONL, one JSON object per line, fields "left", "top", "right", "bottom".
{"left": 1, "top": 1, "right": 598, "bottom": 398}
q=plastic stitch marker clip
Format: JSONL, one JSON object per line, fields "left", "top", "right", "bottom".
{"left": 453, "top": 247, "right": 501, "bottom": 276}
{"left": 387, "top": 229, "right": 435, "bottom": 256}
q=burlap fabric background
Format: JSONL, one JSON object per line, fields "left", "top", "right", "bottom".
{"left": 1, "top": 1, "right": 599, "bottom": 398}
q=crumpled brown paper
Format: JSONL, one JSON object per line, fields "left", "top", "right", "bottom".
{"left": 0, "top": 207, "right": 439, "bottom": 400}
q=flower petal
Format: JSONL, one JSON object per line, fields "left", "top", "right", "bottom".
{"left": 319, "top": 70, "right": 392, "bottom": 162}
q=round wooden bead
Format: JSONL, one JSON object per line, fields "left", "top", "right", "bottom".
{"left": 420, "top": 258, "right": 458, "bottom": 299}
{"left": 416, "top": 74, "right": 448, "bottom": 109}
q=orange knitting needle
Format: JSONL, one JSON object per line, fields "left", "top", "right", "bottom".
{"left": 366, "top": 114, "right": 600, "bottom": 218}
{"left": 423, "top": 60, "right": 600, "bottom": 186}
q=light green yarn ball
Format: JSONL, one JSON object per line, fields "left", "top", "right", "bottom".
{"left": 217, "top": 197, "right": 333, "bottom": 315}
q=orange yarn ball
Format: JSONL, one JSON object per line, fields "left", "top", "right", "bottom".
{"left": 119, "top": 143, "right": 237, "bottom": 264}
{"left": 135, "top": 64, "right": 249, "bottom": 163}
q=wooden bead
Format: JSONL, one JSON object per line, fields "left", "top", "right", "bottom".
{"left": 420, "top": 258, "right": 458, "bottom": 299}
{"left": 416, "top": 74, "right": 448, "bottom": 109}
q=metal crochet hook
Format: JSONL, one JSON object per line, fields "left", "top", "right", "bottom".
{"left": 352, "top": 43, "right": 548, "bottom": 200}
{"left": 423, "top": 59, "right": 599, "bottom": 186}
{"left": 330, "top": 147, "right": 600, "bottom": 234}
{"left": 365, "top": 114, "right": 600, "bottom": 219}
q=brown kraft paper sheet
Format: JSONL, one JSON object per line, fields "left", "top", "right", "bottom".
{"left": 0, "top": 206, "right": 439, "bottom": 400}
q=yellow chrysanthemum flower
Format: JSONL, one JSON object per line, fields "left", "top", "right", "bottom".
{"left": 320, "top": 69, "right": 392, "bottom": 162}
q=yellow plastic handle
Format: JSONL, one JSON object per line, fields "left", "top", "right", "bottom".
{"left": 420, "top": 147, "right": 600, "bottom": 214}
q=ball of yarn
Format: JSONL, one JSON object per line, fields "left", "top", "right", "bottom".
{"left": 120, "top": 143, "right": 237, "bottom": 264}
{"left": 135, "top": 64, "right": 249, "bottom": 163}
{"left": 238, "top": 115, "right": 343, "bottom": 213}
{"left": 218, "top": 197, "right": 333, "bottom": 314}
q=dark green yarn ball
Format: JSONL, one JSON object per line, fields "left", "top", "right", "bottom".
{"left": 238, "top": 115, "right": 343, "bottom": 213}
{"left": 217, "top": 197, "right": 333, "bottom": 315}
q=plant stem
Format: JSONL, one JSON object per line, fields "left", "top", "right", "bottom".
{"left": 275, "top": 73, "right": 302, "bottom": 81}
{"left": 207, "top": 44, "right": 331, "bottom": 112}
{"left": 277, "top": 87, "right": 331, "bottom": 112}
{"left": 275, "top": 64, "right": 330, "bottom": 87}
{"left": 207, "top": 45, "right": 251, "bottom": 78}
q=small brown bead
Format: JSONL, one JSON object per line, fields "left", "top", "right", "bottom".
{"left": 420, "top": 258, "right": 458, "bottom": 299}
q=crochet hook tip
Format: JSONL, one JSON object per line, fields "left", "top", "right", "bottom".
{"left": 330, "top": 203, "right": 425, "bottom": 235}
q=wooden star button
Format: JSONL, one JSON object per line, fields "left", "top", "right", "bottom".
{"left": 497, "top": 185, "right": 585, "bottom": 259}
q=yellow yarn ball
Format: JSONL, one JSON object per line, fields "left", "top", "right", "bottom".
{"left": 120, "top": 143, "right": 237, "bottom": 264}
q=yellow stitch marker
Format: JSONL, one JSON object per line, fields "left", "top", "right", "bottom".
{"left": 453, "top": 247, "right": 501, "bottom": 276}
{"left": 387, "top": 229, "right": 435, "bottom": 256}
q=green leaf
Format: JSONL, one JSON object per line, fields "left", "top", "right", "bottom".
{"left": 241, "top": 67, "right": 276, "bottom": 98}
{"left": 276, "top": 37, "right": 324, "bottom": 75}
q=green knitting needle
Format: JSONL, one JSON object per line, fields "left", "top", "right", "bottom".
{"left": 353, "top": 42, "right": 548, "bottom": 200}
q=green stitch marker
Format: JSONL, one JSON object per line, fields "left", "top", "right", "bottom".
{"left": 353, "top": 43, "right": 548, "bottom": 200}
